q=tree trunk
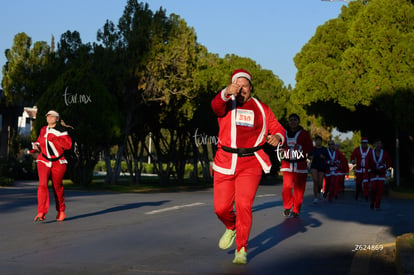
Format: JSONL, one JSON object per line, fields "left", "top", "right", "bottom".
{"left": 104, "top": 146, "right": 113, "bottom": 184}
{"left": 111, "top": 142, "right": 125, "bottom": 184}
{"left": 124, "top": 149, "right": 134, "bottom": 183}
{"left": 201, "top": 143, "right": 212, "bottom": 181}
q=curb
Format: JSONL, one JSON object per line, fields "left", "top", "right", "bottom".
{"left": 349, "top": 242, "right": 396, "bottom": 275}
{"left": 389, "top": 189, "right": 414, "bottom": 200}
{"left": 388, "top": 187, "right": 414, "bottom": 274}
{"left": 396, "top": 233, "right": 414, "bottom": 275}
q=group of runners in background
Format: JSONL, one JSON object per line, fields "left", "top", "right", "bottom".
{"left": 309, "top": 135, "right": 393, "bottom": 210}
{"left": 280, "top": 112, "right": 392, "bottom": 221}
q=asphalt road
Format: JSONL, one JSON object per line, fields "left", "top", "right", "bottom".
{"left": 1, "top": 179, "right": 413, "bottom": 275}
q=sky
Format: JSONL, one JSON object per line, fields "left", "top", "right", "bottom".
{"left": 1, "top": 0, "right": 348, "bottom": 88}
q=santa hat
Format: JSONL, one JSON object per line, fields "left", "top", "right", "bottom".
{"left": 361, "top": 137, "right": 368, "bottom": 143}
{"left": 231, "top": 69, "right": 252, "bottom": 83}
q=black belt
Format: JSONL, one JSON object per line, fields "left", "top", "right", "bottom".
{"left": 42, "top": 153, "right": 64, "bottom": 162}
{"left": 221, "top": 145, "right": 263, "bottom": 157}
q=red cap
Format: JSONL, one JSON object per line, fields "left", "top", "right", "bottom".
{"left": 361, "top": 137, "right": 368, "bottom": 143}
{"left": 231, "top": 69, "right": 252, "bottom": 83}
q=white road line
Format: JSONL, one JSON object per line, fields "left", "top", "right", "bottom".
{"left": 145, "top": 202, "right": 205, "bottom": 215}
{"left": 256, "top": 194, "right": 277, "bottom": 198}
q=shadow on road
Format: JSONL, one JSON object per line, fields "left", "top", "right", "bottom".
{"left": 252, "top": 200, "right": 283, "bottom": 212}
{"left": 44, "top": 200, "right": 170, "bottom": 223}
{"left": 247, "top": 212, "right": 322, "bottom": 261}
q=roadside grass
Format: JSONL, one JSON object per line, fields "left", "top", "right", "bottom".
{"left": 388, "top": 178, "right": 414, "bottom": 199}
{"left": 391, "top": 185, "right": 414, "bottom": 194}
{"left": 61, "top": 174, "right": 282, "bottom": 193}
{"left": 409, "top": 235, "right": 414, "bottom": 249}
{"left": 3, "top": 173, "right": 412, "bottom": 196}
{"left": 62, "top": 175, "right": 214, "bottom": 193}
{"left": 1, "top": 174, "right": 282, "bottom": 191}
{"left": 0, "top": 177, "right": 13, "bottom": 186}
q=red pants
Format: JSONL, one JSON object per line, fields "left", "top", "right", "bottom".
{"left": 214, "top": 156, "right": 262, "bottom": 251}
{"left": 325, "top": 175, "right": 339, "bottom": 200}
{"left": 37, "top": 161, "right": 67, "bottom": 214}
{"left": 282, "top": 172, "right": 307, "bottom": 214}
{"left": 364, "top": 179, "right": 370, "bottom": 198}
{"left": 370, "top": 180, "right": 385, "bottom": 208}
{"left": 355, "top": 173, "right": 363, "bottom": 199}
{"left": 322, "top": 177, "right": 326, "bottom": 192}
{"left": 355, "top": 173, "right": 370, "bottom": 199}
{"left": 338, "top": 175, "right": 345, "bottom": 192}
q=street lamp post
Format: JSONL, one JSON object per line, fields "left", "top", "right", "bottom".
{"left": 148, "top": 132, "right": 152, "bottom": 165}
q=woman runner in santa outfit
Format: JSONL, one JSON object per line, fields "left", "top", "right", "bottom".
{"left": 32, "top": 110, "right": 72, "bottom": 222}
{"left": 309, "top": 135, "right": 328, "bottom": 203}
{"left": 211, "top": 69, "right": 285, "bottom": 264}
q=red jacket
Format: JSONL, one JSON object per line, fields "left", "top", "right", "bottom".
{"left": 325, "top": 148, "right": 343, "bottom": 177}
{"left": 337, "top": 150, "right": 349, "bottom": 175}
{"left": 280, "top": 128, "right": 313, "bottom": 173}
{"left": 211, "top": 89, "right": 286, "bottom": 175}
{"left": 33, "top": 125, "right": 72, "bottom": 167}
{"left": 350, "top": 146, "right": 371, "bottom": 174}
{"left": 364, "top": 148, "right": 392, "bottom": 182}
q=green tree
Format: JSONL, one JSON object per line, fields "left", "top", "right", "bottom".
{"left": 189, "top": 49, "right": 227, "bottom": 181}
{"left": 34, "top": 64, "right": 122, "bottom": 185}
{"left": 139, "top": 13, "right": 201, "bottom": 184}
{"left": 293, "top": 0, "right": 414, "bottom": 179}
{"left": 1, "top": 33, "right": 54, "bottom": 166}
{"left": 2, "top": 32, "right": 52, "bottom": 106}
{"left": 94, "top": 1, "right": 155, "bottom": 184}
{"left": 96, "top": 1, "right": 202, "bottom": 184}
{"left": 31, "top": 31, "right": 123, "bottom": 185}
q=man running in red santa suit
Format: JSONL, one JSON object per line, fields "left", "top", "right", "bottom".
{"left": 364, "top": 139, "right": 392, "bottom": 210}
{"left": 211, "top": 69, "right": 285, "bottom": 264}
{"left": 280, "top": 114, "right": 313, "bottom": 217}
{"left": 32, "top": 110, "right": 72, "bottom": 222}
{"left": 324, "top": 140, "right": 342, "bottom": 202}
{"left": 350, "top": 137, "right": 371, "bottom": 201}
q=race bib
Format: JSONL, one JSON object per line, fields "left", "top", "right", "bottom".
{"left": 287, "top": 140, "right": 296, "bottom": 147}
{"left": 236, "top": 109, "right": 255, "bottom": 127}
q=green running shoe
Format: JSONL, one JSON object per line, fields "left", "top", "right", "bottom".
{"left": 218, "top": 229, "right": 236, "bottom": 250}
{"left": 34, "top": 213, "right": 45, "bottom": 222}
{"left": 233, "top": 247, "right": 247, "bottom": 264}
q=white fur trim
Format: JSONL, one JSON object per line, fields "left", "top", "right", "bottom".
{"left": 231, "top": 72, "right": 251, "bottom": 83}
{"left": 276, "top": 133, "right": 285, "bottom": 146}
{"left": 255, "top": 152, "right": 271, "bottom": 173}
{"left": 221, "top": 89, "right": 231, "bottom": 101}
{"left": 280, "top": 163, "right": 308, "bottom": 173}
{"left": 370, "top": 177, "right": 386, "bottom": 181}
